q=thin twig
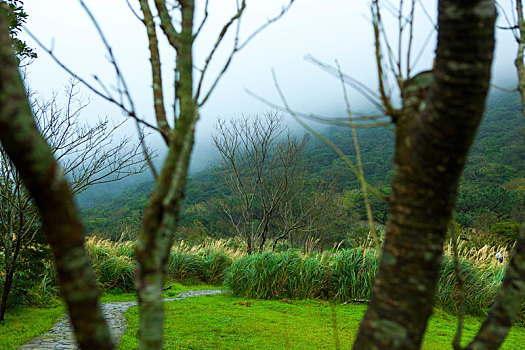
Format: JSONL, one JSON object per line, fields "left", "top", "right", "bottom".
{"left": 197, "top": 0, "right": 296, "bottom": 106}
{"left": 193, "top": 0, "right": 210, "bottom": 39}
{"left": 336, "top": 60, "right": 380, "bottom": 250}
{"left": 253, "top": 70, "right": 386, "bottom": 200}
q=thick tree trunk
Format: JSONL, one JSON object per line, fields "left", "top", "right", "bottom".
{"left": 353, "top": 1, "right": 496, "bottom": 349}
{"left": 0, "top": 12, "right": 114, "bottom": 350}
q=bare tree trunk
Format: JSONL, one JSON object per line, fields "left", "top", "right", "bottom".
{"left": 0, "top": 14, "right": 113, "bottom": 349}
{"left": 0, "top": 228, "right": 21, "bottom": 323}
{"left": 353, "top": 1, "right": 496, "bottom": 349}
{"left": 135, "top": 1, "right": 197, "bottom": 349}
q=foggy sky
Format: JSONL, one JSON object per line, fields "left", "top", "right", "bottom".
{"left": 21, "top": 0, "right": 518, "bottom": 172}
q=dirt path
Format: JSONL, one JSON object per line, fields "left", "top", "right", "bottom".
{"left": 18, "top": 290, "right": 227, "bottom": 350}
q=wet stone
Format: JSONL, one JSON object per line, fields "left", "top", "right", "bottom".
{"left": 18, "top": 290, "right": 228, "bottom": 349}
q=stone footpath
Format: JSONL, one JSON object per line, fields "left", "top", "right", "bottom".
{"left": 18, "top": 290, "right": 227, "bottom": 350}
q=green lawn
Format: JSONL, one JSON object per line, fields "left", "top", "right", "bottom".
{"left": 3, "top": 286, "right": 523, "bottom": 350}
{"left": 0, "top": 304, "right": 64, "bottom": 349}
{"left": 119, "top": 294, "right": 525, "bottom": 349}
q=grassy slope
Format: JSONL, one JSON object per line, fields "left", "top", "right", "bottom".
{"left": 119, "top": 294, "right": 525, "bottom": 349}
{"left": 0, "top": 305, "right": 64, "bottom": 349}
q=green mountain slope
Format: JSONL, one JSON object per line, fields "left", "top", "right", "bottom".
{"left": 81, "top": 91, "right": 525, "bottom": 243}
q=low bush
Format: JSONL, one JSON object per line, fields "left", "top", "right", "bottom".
{"left": 200, "top": 249, "right": 233, "bottom": 284}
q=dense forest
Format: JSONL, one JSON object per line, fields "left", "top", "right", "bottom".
{"left": 80, "top": 90, "right": 525, "bottom": 248}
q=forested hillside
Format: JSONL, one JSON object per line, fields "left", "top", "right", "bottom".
{"left": 81, "top": 91, "right": 524, "bottom": 246}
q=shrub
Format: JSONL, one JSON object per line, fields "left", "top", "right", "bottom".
{"left": 85, "top": 237, "right": 135, "bottom": 292}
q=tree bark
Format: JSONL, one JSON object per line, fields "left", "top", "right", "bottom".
{"left": 515, "top": 0, "right": 525, "bottom": 119}
{"left": 0, "top": 13, "right": 114, "bottom": 349}
{"left": 0, "top": 213, "right": 22, "bottom": 323}
{"left": 135, "top": 1, "right": 197, "bottom": 349}
{"left": 353, "top": 1, "right": 496, "bottom": 348}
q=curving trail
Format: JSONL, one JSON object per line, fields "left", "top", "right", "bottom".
{"left": 18, "top": 290, "right": 227, "bottom": 350}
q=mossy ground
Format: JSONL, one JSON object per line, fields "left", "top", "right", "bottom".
{"left": 119, "top": 294, "right": 525, "bottom": 349}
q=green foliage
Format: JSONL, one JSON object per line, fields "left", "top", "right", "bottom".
{"left": 0, "top": 243, "right": 54, "bottom": 308}
{"left": 1, "top": 0, "right": 37, "bottom": 61}
{"left": 331, "top": 248, "right": 378, "bottom": 301}
{"left": 85, "top": 238, "right": 135, "bottom": 292}
{"left": 435, "top": 256, "right": 504, "bottom": 317}
{"left": 224, "top": 251, "right": 327, "bottom": 299}
{"left": 26, "top": 261, "right": 59, "bottom": 307}
{"left": 200, "top": 249, "right": 233, "bottom": 284}
{"left": 491, "top": 221, "right": 521, "bottom": 241}
{"left": 167, "top": 251, "right": 204, "bottom": 280}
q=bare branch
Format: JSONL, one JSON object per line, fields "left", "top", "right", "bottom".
{"left": 126, "top": 0, "right": 144, "bottom": 22}
{"left": 372, "top": 0, "right": 398, "bottom": 118}
{"left": 153, "top": 0, "right": 181, "bottom": 49}
{"left": 336, "top": 60, "right": 380, "bottom": 250}
{"left": 265, "top": 69, "right": 386, "bottom": 200}
{"left": 139, "top": 0, "right": 170, "bottom": 144}
{"left": 195, "top": 0, "right": 246, "bottom": 103}
{"left": 193, "top": 0, "right": 209, "bottom": 39}
{"left": 305, "top": 55, "right": 385, "bottom": 112}
{"left": 196, "top": 0, "right": 296, "bottom": 106}
{"left": 245, "top": 89, "right": 390, "bottom": 128}
{"left": 78, "top": 0, "right": 157, "bottom": 177}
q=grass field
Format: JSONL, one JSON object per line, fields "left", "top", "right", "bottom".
{"left": 119, "top": 294, "right": 525, "bottom": 349}
{"left": 0, "top": 281, "right": 221, "bottom": 349}
{"left": 0, "top": 304, "right": 64, "bottom": 349}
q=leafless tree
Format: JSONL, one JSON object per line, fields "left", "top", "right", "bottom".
{"left": 0, "top": 80, "right": 147, "bottom": 323}
{"left": 0, "top": 0, "right": 296, "bottom": 348}
{"left": 213, "top": 113, "right": 332, "bottom": 253}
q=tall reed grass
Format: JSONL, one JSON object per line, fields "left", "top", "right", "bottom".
{"left": 224, "top": 243, "right": 523, "bottom": 323}
{"left": 83, "top": 236, "right": 523, "bottom": 324}
{"left": 85, "top": 237, "right": 135, "bottom": 291}
{"left": 224, "top": 251, "right": 327, "bottom": 299}
{"left": 85, "top": 237, "right": 239, "bottom": 290}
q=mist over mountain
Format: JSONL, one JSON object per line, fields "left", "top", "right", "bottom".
{"left": 78, "top": 90, "right": 524, "bottom": 244}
